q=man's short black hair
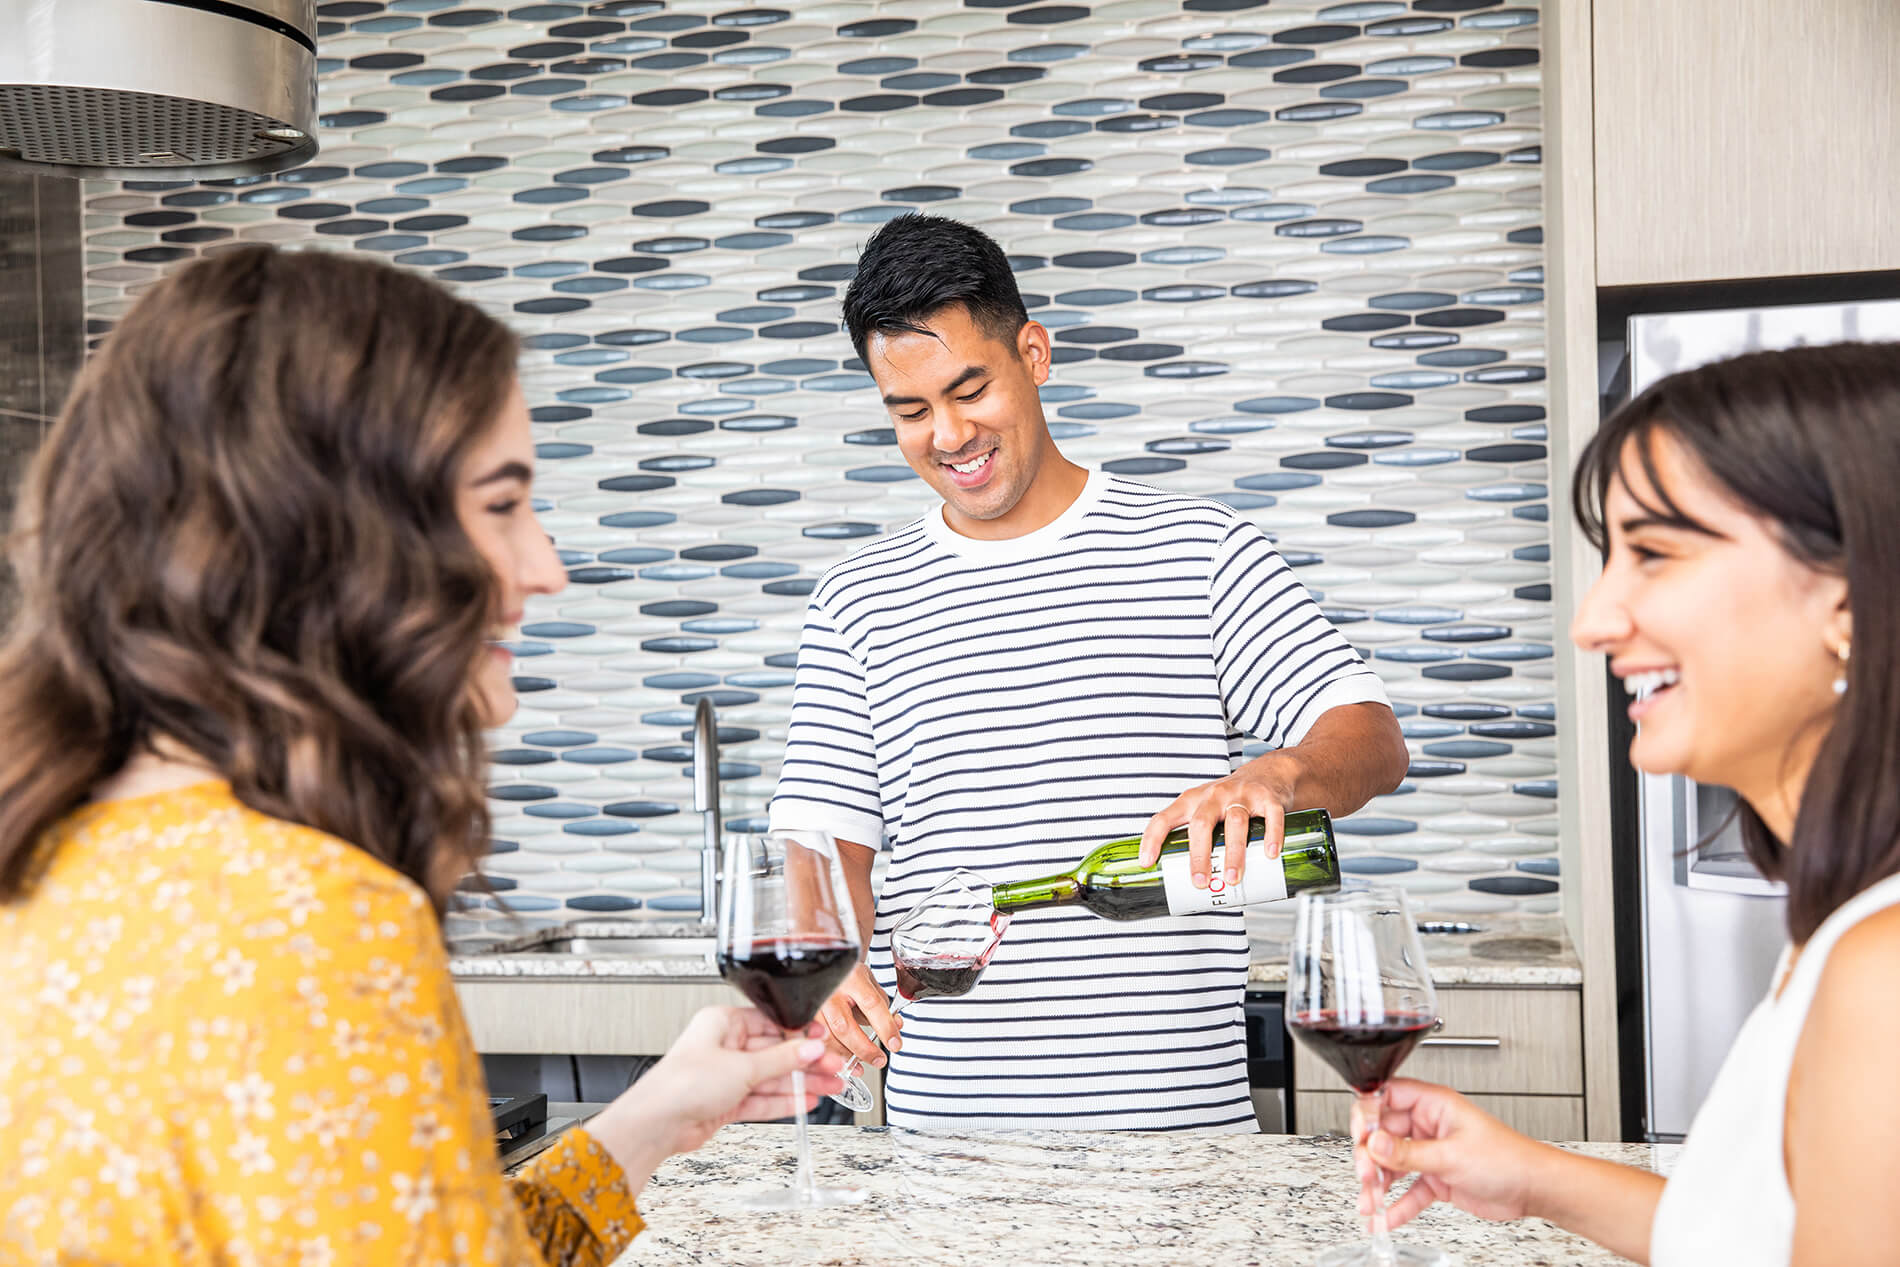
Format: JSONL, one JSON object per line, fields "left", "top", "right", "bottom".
{"left": 841, "top": 214, "right": 1030, "bottom": 362}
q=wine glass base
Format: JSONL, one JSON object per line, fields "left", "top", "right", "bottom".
{"left": 1313, "top": 1242, "right": 1450, "bottom": 1267}
{"left": 828, "top": 1073, "right": 875, "bottom": 1113}
{"left": 738, "top": 1183, "right": 868, "bottom": 1212}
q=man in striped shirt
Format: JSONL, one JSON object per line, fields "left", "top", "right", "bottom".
{"left": 769, "top": 214, "right": 1409, "bottom": 1132}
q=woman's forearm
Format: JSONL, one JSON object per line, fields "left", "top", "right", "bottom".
{"left": 1526, "top": 1146, "right": 1666, "bottom": 1265}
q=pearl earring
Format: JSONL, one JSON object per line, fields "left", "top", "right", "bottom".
{"left": 1833, "top": 640, "right": 1851, "bottom": 696}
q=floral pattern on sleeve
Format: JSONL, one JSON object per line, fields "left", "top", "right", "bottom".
{"left": 0, "top": 781, "right": 643, "bottom": 1266}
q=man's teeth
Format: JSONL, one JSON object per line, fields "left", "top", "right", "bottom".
{"left": 1626, "top": 668, "right": 1680, "bottom": 700}
{"left": 949, "top": 451, "right": 992, "bottom": 474}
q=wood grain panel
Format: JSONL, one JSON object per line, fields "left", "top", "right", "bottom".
{"left": 1296, "top": 1091, "right": 1585, "bottom": 1142}
{"left": 1292, "top": 987, "right": 1583, "bottom": 1097}
{"left": 1593, "top": 0, "right": 1900, "bottom": 284}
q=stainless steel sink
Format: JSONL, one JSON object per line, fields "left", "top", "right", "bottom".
{"left": 528, "top": 936, "right": 716, "bottom": 958}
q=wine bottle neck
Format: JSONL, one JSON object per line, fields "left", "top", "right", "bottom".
{"left": 990, "top": 872, "right": 1079, "bottom": 913}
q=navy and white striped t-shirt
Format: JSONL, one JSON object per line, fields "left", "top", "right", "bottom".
{"left": 769, "top": 471, "right": 1389, "bottom": 1132}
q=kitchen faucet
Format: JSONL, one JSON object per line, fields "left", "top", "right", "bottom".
{"left": 692, "top": 696, "right": 721, "bottom": 925}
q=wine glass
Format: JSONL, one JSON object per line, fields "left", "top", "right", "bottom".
{"left": 715, "top": 831, "right": 864, "bottom": 1209}
{"left": 828, "top": 868, "right": 1011, "bottom": 1112}
{"left": 1285, "top": 887, "right": 1446, "bottom": 1267}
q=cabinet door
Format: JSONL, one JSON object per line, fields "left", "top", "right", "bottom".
{"left": 1291, "top": 987, "right": 1583, "bottom": 1096}
{"left": 1296, "top": 1091, "right": 1585, "bottom": 1142}
{"left": 1593, "top": 0, "right": 1900, "bottom": 285}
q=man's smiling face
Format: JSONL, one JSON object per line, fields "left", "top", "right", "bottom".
{"left": 864, "top": 302, "right": 1060, "bottom": 539}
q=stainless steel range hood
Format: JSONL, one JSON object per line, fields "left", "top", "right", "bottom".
{"left": 0, "top": 0, "right": 318, "bottom": 180}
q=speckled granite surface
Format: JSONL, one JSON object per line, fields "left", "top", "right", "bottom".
{"left": 612, "top": 1126, "right": 1671, "bottom": 1266}
{"left": 1249, "top": 912, "right": 1581, "bottom": 987}
{"left": 450, "top": 913, "right": 1581, "bottom": 987}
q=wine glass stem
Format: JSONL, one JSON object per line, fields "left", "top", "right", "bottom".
{"left": 791, "top": 1068, "right": 816, "bottom": 1202}
{"left": 1359, "top": 1087, "right": 1396, "bottom": 1265}
{"left": 838, "top": 994, "right": 907, "bottom": 1083}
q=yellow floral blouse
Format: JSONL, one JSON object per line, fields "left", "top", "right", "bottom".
{"left": 1, "top": 781, "right": 643, "bottom": 1266}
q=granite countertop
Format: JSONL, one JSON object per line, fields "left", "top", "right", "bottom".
{"left": 451, "top": 914, "right": 1581, "bottom": 988}
{"left": 613, "top": 1125, "right": 1672, "bottom": 1266}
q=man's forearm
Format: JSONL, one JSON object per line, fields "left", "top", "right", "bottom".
{"left": 838, "top": 839, "right": 877, "bottom": 957}
{"left": 1243, "top": 701, "right": 1408, "bottom": 818}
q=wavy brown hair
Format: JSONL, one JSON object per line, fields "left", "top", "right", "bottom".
{"left": 0, "top": 244, "right": 518, "bottom": 911}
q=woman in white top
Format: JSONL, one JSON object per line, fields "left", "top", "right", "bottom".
{"left": 1352, "top": 342, "right": 1900, "bottom": 1266}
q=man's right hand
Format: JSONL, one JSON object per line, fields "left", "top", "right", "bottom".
{"left": 818, "top": 961, "right": 901, "bottom": 1068}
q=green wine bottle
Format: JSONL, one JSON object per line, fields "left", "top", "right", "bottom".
{"left": 989, "top": 810, "right": 1340, "bottom": 921}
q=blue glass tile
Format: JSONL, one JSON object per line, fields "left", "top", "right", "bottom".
{"left": 1416, "top": 110, "right": 1507, "bottom": 130}
{"left": 493, "top": 749, "right": 557, "bottom": 765}
{"left": 1467, "top": 405, "right": 1546, "bottom": 424}
{"left": 1514, "top": 784, "right": 1560, "bottom": 803}
{"left": 724, "top": 562, "right": 798, "bottom": 579}
{"left": 1284, "top": 451, "right": 1366, "bottom": 471}
{"left": 1469, "top": 876, "right": 1558, "bottom": 897}
{"left": 566, "top": 893, "right": 642, "bottom": 908}
{"left": 1421, "top": 664, "right": 1512, "bottom": 682}
{"left": 1469, "top": 720, "right": 1558, "bottom": 740}
{"left": 1236, "top": 396, "right": 1319, "bottom": 414}
{"left": 1420, "top": 348, "right": 1505, "bottom": 367}
{"left": 1187, "top": 147, "right": 1273, "bottom": 166}
{"left": 524, "top": 802, "right": 596, "bottom": 819}
{"left": 720, "top": 414, "right": 796, "bottom": 432}
{"left": 489, "top": 783, "right": 558, "bottom": 801}
{"left": 1342, "top": 857, "right": 1419, "bottom": 875}
{"left": 845, "top": 466, "right": 919, "bottom": 483}
{"left": 562, "top": 747, "right": 640, "bottom": 764}
{"left": 723, "top": 489, "right": 800, "bottom": 506}
{"left": 1336, "top": 818, "right": 1417, "bottom": 836}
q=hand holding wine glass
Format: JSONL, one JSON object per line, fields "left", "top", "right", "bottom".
{"left": 584, "top": 1007, "right": 845, "bottom": 1190}
{"left": 828, "top": 868, "right": 1010, "bottom": 1113}
{"left": 1286, "top": 887, "right": 1447, "bottom": 1267}
{"left": 715, "top": 831, "right": 865, "bottom": 1209}
{"left": 1353, "top": 1079, "right": 1547, "bottom": 1229}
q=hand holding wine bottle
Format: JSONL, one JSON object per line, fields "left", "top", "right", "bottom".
{"left": 991, "top": 810, "right": 1340, "bottom": 921}
{"left": 1136, "top": 762, "right": 1305, "bottom": 889}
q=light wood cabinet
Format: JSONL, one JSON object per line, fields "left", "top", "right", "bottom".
{"left": 458, "top": 979, "right": 736, "bottom": 1055}
{"left": 1591, "top": 0, "right": 1900, "bottom": 286}
{"left": 1295, "top": 1091, "right": 1585, "bottom": 1142}
{"left": 1292, "top": 987, "right": 1585, "bottom": 1140}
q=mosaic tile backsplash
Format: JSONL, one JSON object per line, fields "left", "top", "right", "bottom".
{"left": 78, "top": 0, "right": 1555, "bottom": 938}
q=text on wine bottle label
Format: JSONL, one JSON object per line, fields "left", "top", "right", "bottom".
{"left": 1159, "top": 842, "right": 1289, "bottom": 915}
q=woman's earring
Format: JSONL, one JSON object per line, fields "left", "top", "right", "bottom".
{"left": 1833, "top": 640, "right": 1851, "bottom": 696}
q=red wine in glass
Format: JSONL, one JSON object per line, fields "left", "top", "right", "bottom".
{"left": 716, "top": 832, "right": 865, "bottom": 1210}
{"left": 1286, "top": 1010, "right": 1437, "bottom": 1095}
{"left": 828, "top": 868, "right": 1010, "bottom": 1113}
{"left": 893, "top": 951, "right": 992, "bottom": 1003}
{"left": 1285, "top": 888, "right": 1446, "bottom": 1267}
{"left": 716, "top": 938, "right": 859, "bottom": 1030}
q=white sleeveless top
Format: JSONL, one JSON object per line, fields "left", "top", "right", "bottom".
{"left": 1650, "top": 871, "right": 1900, "bottom": 1265}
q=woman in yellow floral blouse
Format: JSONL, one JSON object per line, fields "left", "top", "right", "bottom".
{"left": 0, "top": 245, "right": 843, "bottom": 1265}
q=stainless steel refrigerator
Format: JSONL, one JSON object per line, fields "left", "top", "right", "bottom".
{"left": 1607, "top": 296, "right": 1900, "bottom": 1141}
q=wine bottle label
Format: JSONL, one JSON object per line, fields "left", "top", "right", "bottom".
{"left": 1160, "top": 842, "right": 1288, "bottom": 915}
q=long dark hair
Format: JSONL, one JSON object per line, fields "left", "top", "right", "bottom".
{"left": 0, "top": 244, "right": 517, "bottom": 912}
{"left": 1575, "top": 341, "right": 1900, "bottom": 943}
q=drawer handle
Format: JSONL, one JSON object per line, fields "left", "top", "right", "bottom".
{"left": 1418, "top": 1036, "right": 1502, "bottom": 1049}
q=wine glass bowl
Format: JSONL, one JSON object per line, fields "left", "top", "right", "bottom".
{"left": 830, "top": 868, "right": 1010, "bottom": 1113}
{"left": 1285, "top": 887, "right": 1447, "bottom": 1267}
{"left": 715, "top": 831, "right": 864, "bottom": 1209}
